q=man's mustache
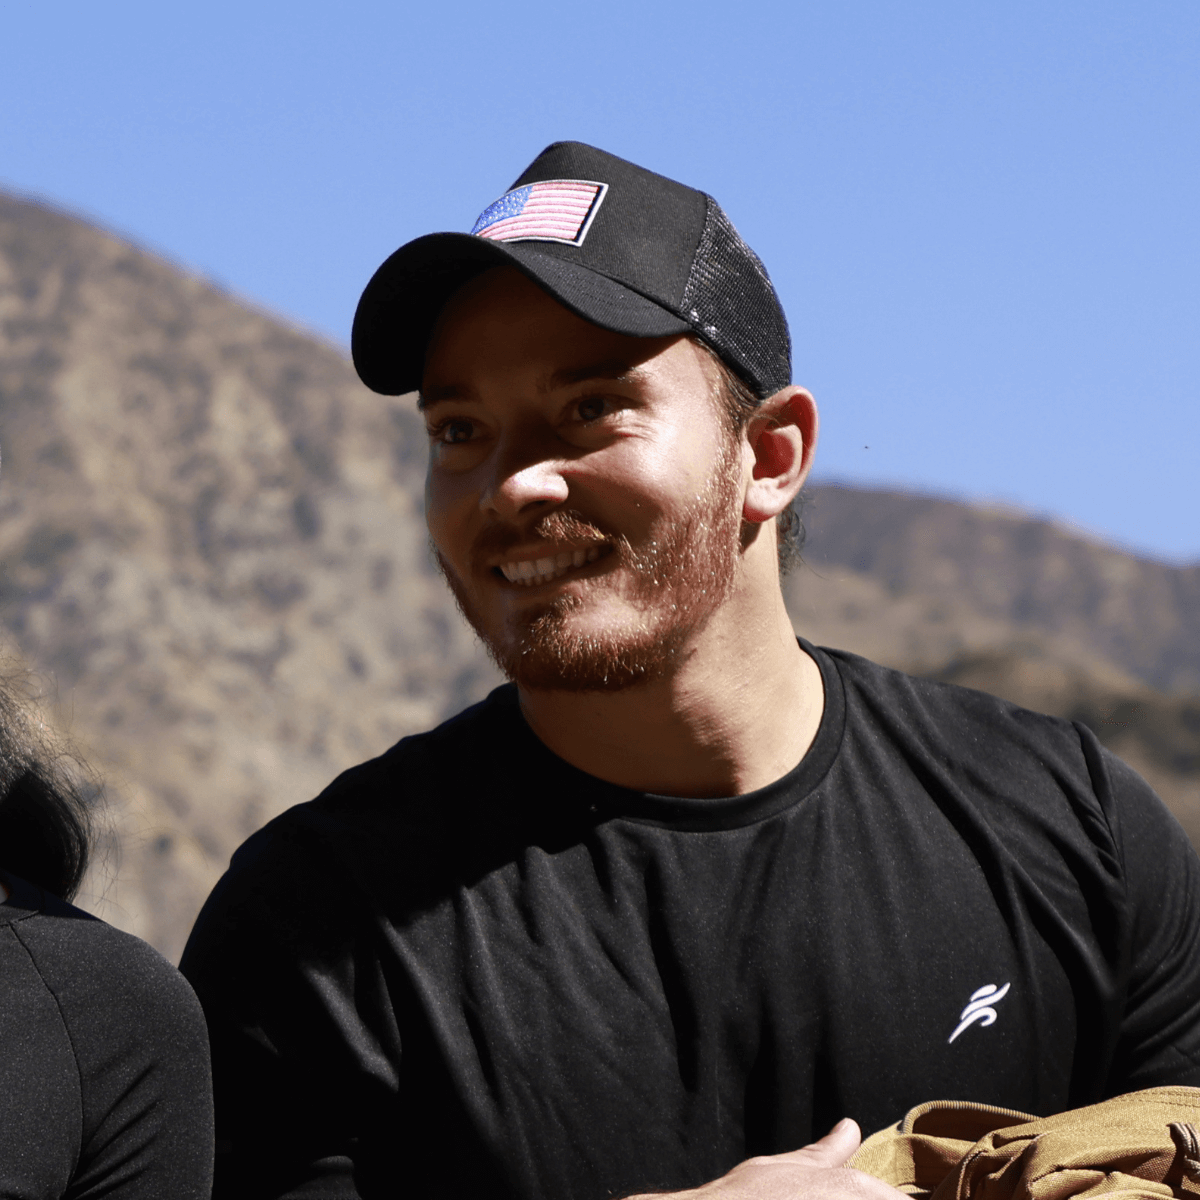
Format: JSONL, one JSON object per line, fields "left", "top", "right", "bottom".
{"left": 471, "top": 510, "right": 619, "bottom": 562}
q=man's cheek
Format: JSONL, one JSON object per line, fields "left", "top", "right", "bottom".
{"left": 423, "top": 493, "right": 461, "bottom": 566}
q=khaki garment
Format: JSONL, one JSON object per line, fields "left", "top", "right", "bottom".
{"left": 849, "top": 1088, "right": 1200, "bottom": 1200}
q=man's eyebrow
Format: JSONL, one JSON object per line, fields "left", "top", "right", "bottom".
{"left": 417, "top": 360, "right": 647, "bottom": 410}
{"left": 547, "top": 360, "right": 648, "bottom": 390}
{"left": 416, "top": 384, "right": 467, "bottom": 412}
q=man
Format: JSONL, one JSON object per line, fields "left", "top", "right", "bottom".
{"left": 180, "top": 142, "right": 1200, "bottom": 1200}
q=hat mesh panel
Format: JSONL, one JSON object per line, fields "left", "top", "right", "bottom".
{"left": 680, "top": 199, "right": 792, "bottom": 399}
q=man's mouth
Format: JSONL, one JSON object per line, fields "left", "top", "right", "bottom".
{"left": 497, "top": 545, "right": 608, "bottom": 586}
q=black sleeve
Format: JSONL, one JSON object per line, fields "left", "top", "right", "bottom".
{"left": 180, "top": 828, "right": 374, "bottom": 1200}
{"left": 1098, "top": 745, "right": 1200, "bottom": 1091}
{"left": 12, "top": 908, "right": 214, "bottom": 1199}
{"left": 0, "top": 922, "right": 80, "bottom": 1197}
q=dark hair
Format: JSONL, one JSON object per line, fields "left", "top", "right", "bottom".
{"left": 690, "top": 338, "right": 807, "bottom": 574}
{"left": 0, "top": 674, "right": 96, "bottom": 901}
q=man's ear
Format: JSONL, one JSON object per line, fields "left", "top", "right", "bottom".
{"left": 742, "top": 386, "right": 819, "bottom": 524}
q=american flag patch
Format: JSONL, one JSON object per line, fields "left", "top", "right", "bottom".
{"left": 470, "top": 179, "right": 607, "bottom": 246}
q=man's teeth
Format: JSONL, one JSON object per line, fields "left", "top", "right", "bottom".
{"left": 500, "top": 546, "right": 603, "bottom": 585}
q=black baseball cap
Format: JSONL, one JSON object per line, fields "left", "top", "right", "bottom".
{"left": 352, "top": 141, "right": 792, "bottom": 399}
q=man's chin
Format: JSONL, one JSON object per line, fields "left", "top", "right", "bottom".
{"left": 490, "top": 608, "right": 682, "bottom": 694}
{"left": 501, "top": 649, "right": 676, "bottom": 693}
{"left": 436, "top": 557, "right": 674, "bottom": 692}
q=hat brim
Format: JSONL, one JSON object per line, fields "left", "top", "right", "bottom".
{"left": 351, "top": 233, "right": 691, "bottom": 396}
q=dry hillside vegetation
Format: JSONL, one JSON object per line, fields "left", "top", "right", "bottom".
{"left": 790, "top": 490, "right": 1200, "bottom": 842}
{"left": 0, "top": 191, "right": 500, "bottom": 958}
{"left": 1, "top": 190, "right": 1197, "bottom": 959}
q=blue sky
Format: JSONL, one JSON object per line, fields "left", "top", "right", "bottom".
{"left": 2, "top": 0, "right": 1198, "bottom": 562}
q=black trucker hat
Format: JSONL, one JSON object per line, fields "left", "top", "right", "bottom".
{"left": 352, "top": 141, "right": 792, "bottom": 400}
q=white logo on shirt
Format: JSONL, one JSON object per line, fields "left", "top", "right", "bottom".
{"left": 948, "top": 982, "right": 1011, "bottom": 1044}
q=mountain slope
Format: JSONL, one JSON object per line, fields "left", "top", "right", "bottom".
{"left": 797, "top": 483, "right": 1200, "bottom": 694}
{"left": 1, "top": 189, "right": 1197, "bottom": 959}
{"left": 789, "top": 492, "right": 1200, "bottom": 843}
{"left": 0, "top": 191, "right": 499, "bottom": 957}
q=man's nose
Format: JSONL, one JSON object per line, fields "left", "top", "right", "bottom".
{"left": 482, "top": 441, "right": 570, "bottom": 519}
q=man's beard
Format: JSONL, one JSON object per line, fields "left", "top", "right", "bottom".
{"left": 435, "top": 442, "right": 745, "bottom": 693}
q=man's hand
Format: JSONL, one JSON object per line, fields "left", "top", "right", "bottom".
{"left": 625, "top": 1118, "right": 910, "bottom": 1200}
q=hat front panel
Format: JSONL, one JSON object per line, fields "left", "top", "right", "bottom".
{"left": 503, "top": 141, "right": 708, "bottom": 311}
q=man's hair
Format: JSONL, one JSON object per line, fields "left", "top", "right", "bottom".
{"left": 0, "top": 673, "right": 97, "bottom": 901}
{"left": 690, "top": 338, "right": 806, "bottom": 574}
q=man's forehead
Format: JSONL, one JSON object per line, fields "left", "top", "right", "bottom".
{"left": 418, "top": 357, "right": 657, "bottom": 411}
{"left": 420, "top": 268, "right": 698, "bottom": 406}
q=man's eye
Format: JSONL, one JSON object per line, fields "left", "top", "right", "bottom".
{"left": 576, "top": 396, "right": 609, "bottom": 422}
{"left": 434, "top": 419, "right": 475, "bottom": 444}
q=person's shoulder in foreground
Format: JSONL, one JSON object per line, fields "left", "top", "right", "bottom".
{"left": 0, "top": 871, "right": 214, "bottom": 1199}
{"left": 181, "top": 139, "right": 1200, "bottom": 1200}
{"left": 0, "top": 675, "right": 213, "bottom": 1199}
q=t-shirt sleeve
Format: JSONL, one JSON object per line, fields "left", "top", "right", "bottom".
{"left": 14, "top": 911, "right": 215, "bottom": 1199}
{"left": 1099, "top": 746, "right": 1200, "bottom": 1091}
{"left": 180, "top": 826, "right": 379, "bottom": 1200}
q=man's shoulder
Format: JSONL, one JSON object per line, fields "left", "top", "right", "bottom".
{"left": 815, "top": 643, "right": 1133, "bottom": 868}
{"left": 186, "top": 684, "right": 523, "bottom": 938}
{"left": 819, "top": 642, "right": 1086, "bottom": 755}
{"left": 261, "top": 681, "right": 520, "bottom": 836}
{"left": 325, "top": 681, "right": 520, "bottom": 806}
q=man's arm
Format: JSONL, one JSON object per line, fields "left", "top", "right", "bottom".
{"left": 1099, "top": 744, "right": 1200, "bottom": 1091}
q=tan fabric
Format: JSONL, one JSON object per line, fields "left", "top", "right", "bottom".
{"left": 849, "top": 1088, "right": 1200, "bottom": 1200}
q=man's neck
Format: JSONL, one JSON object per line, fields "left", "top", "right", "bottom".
{"left": 517, "top": 587, "right": 824, "bottom": 799}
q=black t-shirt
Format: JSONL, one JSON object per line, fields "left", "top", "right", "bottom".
{"left": 0, "top": 872, "right": 214, "bottom": 1199}
{"left": 181, "top": 644, "right": 1200, "bottom": 1200}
